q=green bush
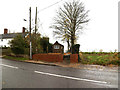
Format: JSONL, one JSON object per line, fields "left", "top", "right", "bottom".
{"left": 24, "top": 48, "right": 29, "bottom": 55}
{"left": 2, "top": 48, "right": 12, "bottom": 55}
{"left": 9, "top": 35, "right": 29, "bottom": 54}
{"left": 72, "top": 44, "right": 80, "bottom": 54}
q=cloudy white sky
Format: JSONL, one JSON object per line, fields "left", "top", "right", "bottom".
{"left": 0, "top": 0, "right": 119, "bottom": 52}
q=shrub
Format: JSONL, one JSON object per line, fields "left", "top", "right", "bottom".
{"left": 9, "top": 35, "right": 29, "bottom": 54}
{"left": 2, "top": 48, "right": 12, "bottom": 55}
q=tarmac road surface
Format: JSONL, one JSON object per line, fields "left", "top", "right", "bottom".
{"left": 1, "top": 58, "right": 118, "bottom": 88}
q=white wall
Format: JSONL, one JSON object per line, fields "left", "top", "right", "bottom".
{"left": 0, "top": 38, "right": 13, "bottom": 47}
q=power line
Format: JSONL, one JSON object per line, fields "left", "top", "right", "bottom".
{"left": 38, "top": 0, "right": 63, "bottom": 13}
{"left": 24, "top": 0, "right": 63, "bottom": 21}
{"left": 23, "top": 0, "right": 63, "bottom": 23}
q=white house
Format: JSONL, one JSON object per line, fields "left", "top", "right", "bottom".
{"left": 0, "top": 27, "right": 27, "bottom": 47}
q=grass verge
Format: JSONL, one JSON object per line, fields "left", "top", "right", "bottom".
{"left": 3, "top": 55, "right": 28, "bottom": 61}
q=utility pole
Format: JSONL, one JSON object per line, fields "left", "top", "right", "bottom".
{"left": 35, "top": 7, "right": 37, "bottom": 53}
{"left": 35, "top": 7, "right": 37, "bottom": 34}
{"left": 29, "top": 7, "right": 32, "bottom": 59}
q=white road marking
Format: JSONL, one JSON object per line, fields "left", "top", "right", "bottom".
{"left": 34, "top": 71, "right": 107, "bottom": 84}
{"left": 0, "top": 64, "right": 18, "bottom": 69}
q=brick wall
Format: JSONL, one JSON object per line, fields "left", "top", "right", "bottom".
{"left": 70, "top": 54, "right": 78, "bottom": 63}
{"left": 33, "top": 53, "right": 63, "bottom": 62}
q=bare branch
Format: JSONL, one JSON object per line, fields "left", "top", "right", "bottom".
{"left": 50, "top": 0, "right": 89, "bottom": 51}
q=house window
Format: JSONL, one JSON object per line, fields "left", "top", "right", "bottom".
{"left": 54, "top": 45, "right": 60, "bottom": 49}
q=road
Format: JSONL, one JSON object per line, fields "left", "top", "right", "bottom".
{"left": 1, "top": 58, "right": 118, "bottom": 88}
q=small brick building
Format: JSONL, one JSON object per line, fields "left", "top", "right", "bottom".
{"left": 52, "top": 41, "right": 64, "bottom": 53}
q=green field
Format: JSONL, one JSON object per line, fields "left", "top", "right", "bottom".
{"left": 80, "top": 52, "right": 120, "bottom": 66}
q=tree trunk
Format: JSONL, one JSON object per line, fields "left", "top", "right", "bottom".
{"left": 71, "top": 34, "right": 75, "bottom": 54}
{"left": 67, "top": 39, "right": 70, "bottom": 52}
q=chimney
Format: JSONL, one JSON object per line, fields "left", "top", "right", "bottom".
{"left": 4, "top": 28, "right": 8, "bottom": 34}
{"left": 22, "top": 27, "right": 25, "bottom": 33}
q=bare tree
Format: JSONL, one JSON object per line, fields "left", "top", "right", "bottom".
{"left": 50, "top": 0, "right": 89, "bottom": 53}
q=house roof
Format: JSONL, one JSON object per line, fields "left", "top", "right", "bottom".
{"left": 53, "top": 41, "right": 64, "bottom": 47}
{"left": 0, "top": 33, "right": 28, "bottom": 39}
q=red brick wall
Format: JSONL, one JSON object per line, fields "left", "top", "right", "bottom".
{"left": 70, "top": 54, "right": 78, "bottom": 63}
{"left": 33, "top": 53, "right": 63, "bottom": 62}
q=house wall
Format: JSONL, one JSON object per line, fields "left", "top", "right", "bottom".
{"left": 52, "top": 45, "right": 64, "bottom": 53}
{"left": 0, "top": 38, "right": 12, "bottom": 47}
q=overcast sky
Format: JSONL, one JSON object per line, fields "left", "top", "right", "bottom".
{"left": 0, "top": 0, "right": 119, "bottom": 52}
